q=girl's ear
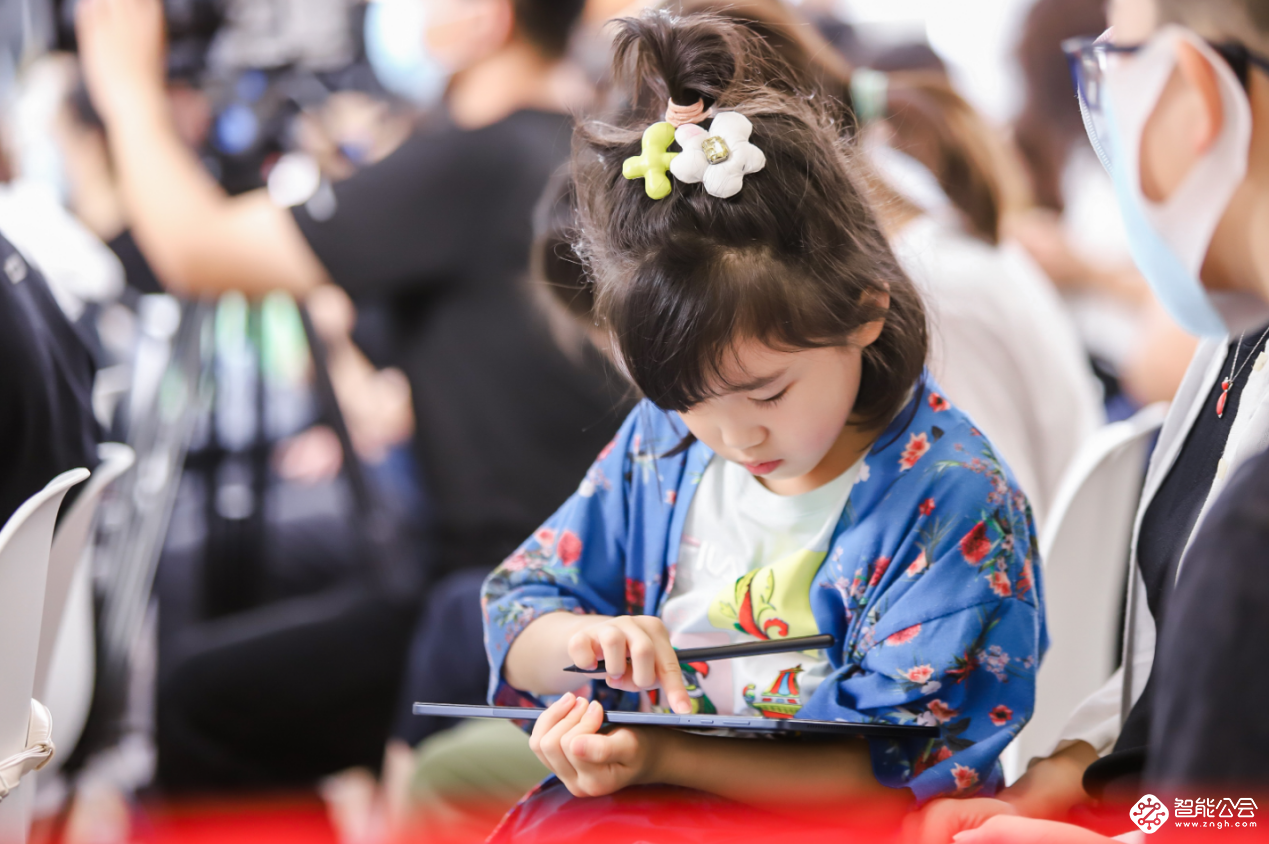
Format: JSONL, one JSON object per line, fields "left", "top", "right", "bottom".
{"left": 852, "top": 289, "right": 890, "bottom": 349}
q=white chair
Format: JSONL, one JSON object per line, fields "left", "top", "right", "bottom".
{"left": 1001, "top": 403, "right": 1167, "bottom": 784}
{"left": 35, "top": 444, "right": 136, "bottom": 779}
{"left": 0, "top": 468, "right": 90, "bottom": 844}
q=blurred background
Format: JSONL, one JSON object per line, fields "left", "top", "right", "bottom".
{"left": 0, "top": 0, "right": 1192, "bottom": 841}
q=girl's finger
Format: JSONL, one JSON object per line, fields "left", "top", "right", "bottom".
{"left": 572, "top": 724, "right": 638, "bottom": 766}
{"left": 575, "top": 699, "right": 606, "bottom": 736}
{"left": 640, "top": 621, "right": 691, "bottom": 714}
{"left": 528, "top": 692, "right": 575, "bottom": 755}
{"left": 618, "top": 620, "right": 658, "bottom": 689}
{"left": 596, "top": 624, "right": 631, "bottom": 684}
{"left": 538, "top": 697, "right": 589, "bottom": 782}
{"left": 605, "top": 676, "right": 643, "bottom": 694}
{"left": 562, "top": 700, "right": 607, "bottom": 763}
{"left": 567, "top": 630, "right": 601, "bottom": 671}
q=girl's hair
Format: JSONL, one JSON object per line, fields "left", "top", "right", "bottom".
{"left": 666, "top": 0, "right": 857, "bottom": 132}
{"left": 532, "top": 168, "right": 593, "bottom": 327}
{"left": 572, "top": 11, "right": 927, "bottom": 429}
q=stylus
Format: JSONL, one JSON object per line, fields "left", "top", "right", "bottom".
{"left": 563, "top": 632, "right": 837, "bottom": 674}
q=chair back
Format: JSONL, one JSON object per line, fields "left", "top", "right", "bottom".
{"left": 0, "top": 469, "right": 90, "bottom": 843}
{"left": 1003, "top": 404, "right": 1165, "bottom": 781}
{"left": 35, "top": 445, "right": 135, "bottom": 780}
{"left": 35, "top": 445, "right": 135, "bottom": 694}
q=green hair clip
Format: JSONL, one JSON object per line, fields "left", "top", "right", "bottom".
{"left": 623, "top": 121, "right": 679, "bottom": 200}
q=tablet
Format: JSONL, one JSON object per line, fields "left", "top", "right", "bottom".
{"left": 412, "top": 703, "right": 939, "bottom": 740}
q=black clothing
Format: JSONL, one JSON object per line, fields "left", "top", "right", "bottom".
{"left": 1147, "top": 445, "right": 1269, "bottom": 787}
{"left": 391, "top": 568, "right": 489, "bottom": 745}
{"left": 0, "top": 233, "right": 99, "bottom": 526}
{"left": 107, "top": 229, "right": 164, "bottom": 296}
{"left": 156, "top": 581, "right": 418, "bottom": 789}
{"left": 1084, "top": 328, "right": 1269, "bottom": 799}
{"left": 154, "top": 466, "right": 425, "bottom": 791}
{"left": 292, "top": 110, "right": 631, "bottom": 574}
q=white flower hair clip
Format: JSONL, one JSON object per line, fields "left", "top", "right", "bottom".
{"left": 669, "top": 112, "right": 766, "bottom": 199}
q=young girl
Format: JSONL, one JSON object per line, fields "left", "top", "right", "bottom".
{"left": 482, "top": 10, "right": 1045, "bottom": 823}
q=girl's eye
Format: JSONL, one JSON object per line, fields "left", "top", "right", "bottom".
{"left": 755, "top": 386, "right": 790, "bottom": 406}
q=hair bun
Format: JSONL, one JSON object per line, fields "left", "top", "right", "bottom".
{"left": 610, "top": 11, "right": 750, "bottom": 123}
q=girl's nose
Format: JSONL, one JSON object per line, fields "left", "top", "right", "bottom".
{"left": 720, "top": 423, "right": 765, "bottom": 452}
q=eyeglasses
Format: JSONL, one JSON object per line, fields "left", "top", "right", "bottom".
{"left": 1061, "top": 31, "right": 1269, "bottom": 171}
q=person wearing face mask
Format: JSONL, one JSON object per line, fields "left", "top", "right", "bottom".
{"left": 905, "top": 0, "right": 1269, "bottom": 841}
{"left": 73, "top": 0, "right": 635, "bottom": 789}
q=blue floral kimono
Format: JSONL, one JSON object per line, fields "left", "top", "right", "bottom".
{"left": 482, "top": 378, "right": 1047, "bottom": 803}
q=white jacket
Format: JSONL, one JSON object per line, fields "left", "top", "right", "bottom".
{"left": 1057, "top": 293, "right": 1269, "bottom": 754}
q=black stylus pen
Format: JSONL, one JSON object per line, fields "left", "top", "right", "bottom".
{"left": 563, "top": 633, "right": 837, "bottom": 674}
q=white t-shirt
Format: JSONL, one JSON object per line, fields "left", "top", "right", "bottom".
{"left": 643, "top": 455, "right": 863, "bottom": 717}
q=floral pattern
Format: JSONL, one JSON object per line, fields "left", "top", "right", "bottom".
{"left": 903, "top": 664, "right": 936, "bottom": 686}
{"left": 886, "top": 624, "right": 922, "bottom": 646}
{"left": 868, "top": 557, "right": 891, "bottom": 588}
{"left": 899, "top": 432, "right": 932, "bottom": 471}
{"left": 952, "top": 764, "right": 980, "bottom": 793}
{"left": 926, "top": 700, "right": 960, "bottom": 724}
{"left": 960, "top": 522, "right": 992, "bottom": 565}
{"left": 977, "top": 645, "right": 1014, "bottom": 683}
{"left": 625, "top": 578, "right": 647, "bottom": 616}
{"left": 988, "top": 571, "right": 1012, "bottom": 597}
{"left": 906, "top": 551, "right": 930, "bottom": 578}
{"left": 557, "top": 531, "right": 583, "bottom": 566}
{"left": 482, "top": 377, "right": 1045, "bottom": 804}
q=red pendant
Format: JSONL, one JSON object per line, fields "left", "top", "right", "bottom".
{"left": 1217, "top": 379, "right": 1231, "bottom": 417}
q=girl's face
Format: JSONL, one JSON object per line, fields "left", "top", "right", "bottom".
{"left": 678, "top": 321, "right": 885, "bottom": 496}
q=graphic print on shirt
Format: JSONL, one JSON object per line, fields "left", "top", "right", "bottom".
{"left": 743, "top": 665, "right": 806, "bottom": 719}
{"left": 707, "top": 548, "right": 824, "bottom": 641}
{"left": 647, "top": 457, "right": 860, "bottom": 719}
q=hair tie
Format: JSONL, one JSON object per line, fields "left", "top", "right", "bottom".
{"left": 665, "top": 99, "right": 707, "bottom": 128}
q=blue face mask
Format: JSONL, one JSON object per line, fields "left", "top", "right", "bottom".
{"left": 1072, "top": 27, "right": 1253, "bottom": 338}
{"left": 1103, "top": 105, "right": 1230, "bottom": 338}
{"left": 364, "top": 0, "right": 449, "bottom": 107}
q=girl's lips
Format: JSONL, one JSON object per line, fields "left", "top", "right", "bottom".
{"left": 744, "top": 460, "right": 783, "bottom": 476}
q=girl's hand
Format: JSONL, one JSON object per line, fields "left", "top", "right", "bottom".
{"left": 950, "top": 816, "right": 1114, "bottom": 843}
{"left": 567, "top": 615, "right": 692, "bottom": 714}
{"left": 903, "top": 797, "right": 1018, "bottom": 844}
{"left": 528, "top": 693, "right": 663, "bottom": 798}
